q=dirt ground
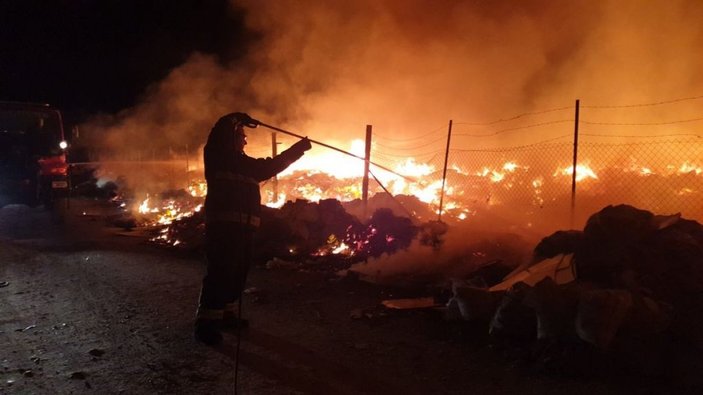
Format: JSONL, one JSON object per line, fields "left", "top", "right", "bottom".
{"left": 0, "top": 199, "right": 693, "bottom": 394}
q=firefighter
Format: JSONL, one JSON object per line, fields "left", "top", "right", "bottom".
{"left": 195, "top": 112, "right": 312, "bottom": 345}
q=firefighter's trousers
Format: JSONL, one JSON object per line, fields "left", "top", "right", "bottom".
{"left": 196, "top": 222, "right": 254, "bottom": 321}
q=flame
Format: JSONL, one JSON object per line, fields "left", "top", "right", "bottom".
{"left": 677, "top": 187, "right": 696, "bottom": 196}
{"left": 394, "top": 158, "right": 434, "bottom": 176}
{"left": 332, "top": 242, "right": 350, "bottom": 254}
{"left": 502, "top": 162, "right": 520, "bottom": 172}
{"left": 297, "top": 185, "right": 324, "bottom": 201}
{"left": 678, "top": 162, "right": 703, "bottom": 175}
{"left": 140, "top": 155, "right": 702, "bottom": 229}
{"left": 476, "top": 161, "right": 525, "bottom": 183}
{"left": 554, "top": 164, "right": 598, "bottom": 182}
{"left": 136, "top": 189, "right": 205, "bottom": 246}
{"left": 313, "top": 233, "right": 354, "bottom": 256}
{"left": 266, "top": 192, "right": 288, "bottom": 208}
{"left": 638, "top": 167, "right": 654, "bottom": 176}
{"left": 451, "top": 164, "right": 469, "bottom": 175}
{"left": 133, "top": 146, "right": 703, "bottom": 252}
{"left": 622, "top": 160, "right": 654, "bottom": 176}
{"left": 279, "top": 139, "right": 369, "bottom": 179}
{"left": 138, "top": 195, "right": 159, "bottom": 214}
{"left": 188, "top": 181, "right": 207, "bottom": 197}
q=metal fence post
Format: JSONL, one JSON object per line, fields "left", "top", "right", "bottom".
{"left": 271, "top": 132, "right": 278, "bottom": 201}
{"left": 438, "top": 120, "right": 453, "bottom": 222}
{"left": 362, "top": 125, "right": 372, "bottom": 218}
{"left": 571, "top": 99, "right": 580, "bottom": 228}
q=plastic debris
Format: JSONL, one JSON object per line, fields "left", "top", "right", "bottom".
{"left": 489, "top": 254, "right": 576, "bottom": 292}
{"left": 381, "top": 297, "right": 439, "bottom": 309}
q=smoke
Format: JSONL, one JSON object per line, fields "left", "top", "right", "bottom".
{"left": 72, "top": 1, "right": 703, "bottom": 282}
{"left": 79, "top": 0, "right": 703, "bottom": 192}
{"left": 235, "top": 0, "right": 703, "bottom": 142}
{"left": 348, "top": 220, "right": 537, "bottom": 286}
{"left": 235, "top": 0, "right": 592, "bottom": 139}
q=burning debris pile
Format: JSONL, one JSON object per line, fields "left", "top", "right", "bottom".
{"left": 448, "top": 204, "right": 703, "bottom": 379}
{"left": 262, "top": 200, "right": 416, "bottom": 259}
{"left": 343, "top": 192, "right": 436, "bottom": 223}
{"left": 100, "top": 185, "right": 204, "bottom": 234}
{"left": 253, "top": 199, "right": 362, "bottom": 264}
{"left": 149, "top": 194, "right": 421, "bottom": 268}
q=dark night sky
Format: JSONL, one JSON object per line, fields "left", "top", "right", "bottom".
{"left": 0, "top": 0, "right": 253, "bottom": 123}
{"left": 4, "top": 1, "right": 702, "bottom": 149}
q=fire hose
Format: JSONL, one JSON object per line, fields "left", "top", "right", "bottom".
{"left": 255, "top": 120, "right": 421, "bottom": 222}
{"left": 256, "top": 120, "right": 421, "bottom": 219}
{"left": 255, "top": 121, "right": 416, "bottom": 182}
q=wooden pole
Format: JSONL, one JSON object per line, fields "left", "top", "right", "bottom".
{"left": 438, "top": 120, "right": 453, "bottom": 222}
{"left": 570, "top": 99, "right": 580, "bottom": 228}
{"left": 362, "top": 125, "right": 372, "bottom": 218}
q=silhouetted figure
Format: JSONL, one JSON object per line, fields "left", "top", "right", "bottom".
{"left": 195, "top": 112, "right": 311, "bottom": 345}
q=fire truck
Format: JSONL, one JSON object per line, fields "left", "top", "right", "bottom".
{"left": 0, "top": 102, "right": 69, "bottom": 209}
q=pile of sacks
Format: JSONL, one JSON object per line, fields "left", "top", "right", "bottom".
{"left": 448, "top": 204, "right": 703, "bottom": 377}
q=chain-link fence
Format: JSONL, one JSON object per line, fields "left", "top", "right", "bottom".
{"left": 576, "top": 138, "right": 703, "bottom": 222}
{"left": 440, "top": 137, "right": 703, "bottom": 234}
{"left": 255, "top": 111, "right": 702, "bottom": 235}
{"left": 441, "top": 141, "right": 577, "bottom": 233}
{"left": 78, "top": 95, "right": 703, "bottom": 236}
{"left": 335, "top": 96, "right": 703, "bottom": 234}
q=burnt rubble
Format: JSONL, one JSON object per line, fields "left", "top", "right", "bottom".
{"left": 254, "top": 198, "right": 364, "bottom": 263}
{"left": 153, "top": 197, "right": 421, "bottom": 268}
{"left": 450, "top": 204, "right": 703, "bottom": 381}
{"left": 343, "top": 192, "right": 436, "bottom": 222}
{"left": 256, "top": 200, "right": 419, "bottom": 267}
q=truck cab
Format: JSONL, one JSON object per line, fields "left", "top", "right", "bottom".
{"left": 0, "top": 102, "right": 69, "bottom": 208}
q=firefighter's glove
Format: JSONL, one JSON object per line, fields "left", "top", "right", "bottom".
{"left": 292, "top": 137, "right": 312, "bottom": 153}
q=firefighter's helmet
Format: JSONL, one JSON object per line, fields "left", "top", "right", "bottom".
{"left": 219, "top": 112, "right": 259, "bottom": 128}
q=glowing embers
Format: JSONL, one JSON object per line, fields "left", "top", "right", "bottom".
{"left": 137, "top": 194, "right": 203, "bottom": 225}
{"left": 188, "top": 180, "right": 207, "bottom": 197}
{"left": 265, "top": 192, "right": 287, "bottom": 208}
{"left": 313, "top": 233, "right": 352, "bottom": 256}
{"left": 138, "top": 195, "right": 158, "bottom": 214}
{"left": 135, "top": 185, "right": 206, "bottom": 246}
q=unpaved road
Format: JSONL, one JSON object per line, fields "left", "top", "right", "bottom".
{"left": 0, "top": 199, "right": 685, "bottom": 394}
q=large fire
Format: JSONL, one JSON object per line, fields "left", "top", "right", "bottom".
{"left": 130, "top": 137, "right": 703, "bottom": 251}
{"left": 101, "top": 123, "right": 700, "bottom": 254}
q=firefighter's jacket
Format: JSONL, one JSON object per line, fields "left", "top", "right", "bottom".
{"left": 204, "top": 144, "right": 306, "bottom": 228}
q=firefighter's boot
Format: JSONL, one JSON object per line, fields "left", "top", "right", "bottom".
{"left": 221, "top": 314, "right": 249, "bottom": 331}
{"left": 221, "top": 303, "right": 249, "bottom": 331}
{"left": 194, "top": 319, "right": 223, "bottom": 346}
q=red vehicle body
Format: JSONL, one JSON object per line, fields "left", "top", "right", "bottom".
{"left": 0, "top": 102, "right": 69, "bottom": 208}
